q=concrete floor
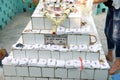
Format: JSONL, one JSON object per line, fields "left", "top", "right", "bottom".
{"left": 0, "top": 12, "right": 31, "bottom": 53}
{"left": 0, "top": 12, "right": 31, "bottom": 80}
{"left": 0, "top": 12, "right": 110, "bottom": 80}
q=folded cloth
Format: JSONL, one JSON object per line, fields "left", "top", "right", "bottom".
{"left": 59, "top": 45, "right": 68, "bottom": 52}
{"left": 69, "top": 44, "right": 78, "bottom": 51}
{"left": 28, "top": 59, "right": 38, "bottom": 66}
{"left": 78, "top": 44, "right": 88, "bottom": 51}
{"left": 56, "top": 60, "right": 65, "bottom": 67}
{"left": 83, "top": 60, "right": 91, "bottom": 68}
{"left": 66, "top": 28, "right": 73, "bottom": 34}
{"left": 91, "top": 60, "right": 100, "bottom": 68}
{"left": 70, "top": 28, "right": 77, "bottom": 34}
{"left": 19, "top": 58, "right": 29, "bottom": 66}
{"left": 74, "top": 28, "right": 81, "bottom": 34}
{"left": 88, "top": 45, "right": 98, "bottom": 52}
{"left": 11, "top": 58, "right": 19, "bottom": 66}
{"left": 37, "top": 59, "right": 47, "bottom": 67}
{"left": 65, "top": 60, "right": 74, "bottom": 68}
{"left": 41, "top": 44, "right": 51, "bottom": 50}
{"left": 73, "top": 60, "right": 81, "bottom": 68}
{"left": 80, "top": 25, "right": 90, "bottom": 34}
{"left": 88, "top": 44, "right": 102, "bottom": 52}
{"left": 66, "top": 28, "right": 78, "bottom": 34}
{"left": 22, "top": 44, "right": 28, "bottom": 49}
{"left": 32, "top": 44, "right": 40, "bottom": 50}
{"left": 47, "top": 59, "right": 56, "bottom": 67}
{"left": 38, "top": 44, "right": 44, "bottom": 49}
{"left": 51, "top": 45, "right": 60, "bottom": 51}
{"left": 57, "top": 26, "right": 66, "bottom": 34}
{"left": 2, "top": 56, "right": 12, "bottom": 65}
{"left": 23, "top": 44, "right": 33, "bottom": 49}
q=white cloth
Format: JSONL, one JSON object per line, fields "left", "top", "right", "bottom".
{"left": 47, "top": 59, "right": 56, "bottom": 67}
{"left": 56, "top": 60, "right": 65, "bottom": 67}
{"left": 57, "top": 26, "right": 66, "bottom": 34}
{"left": 19, "top": 58, "right": 29, "bottom": 66}
{"left": 2, "top": 57, "right": 13, "bottom": 65}
{"left": 65, "top": 60, "right": 74, "bottom": 68}
{"left": 112, "top": 0, "right": 120, "bottom": 9}
{"left": 69, "top": 44, "right": 78, "bottom": 51}
{"left": 11, "top": 58, "right": 19, "bottom": 65}
{"left": 73, "top": 60, "right": 81, "bottom": 68}
{"left": 28, "top": 59, "right": 38, "bottom": 66}
{"left": 37, "top": 59, "right": 47, "bottom": 67}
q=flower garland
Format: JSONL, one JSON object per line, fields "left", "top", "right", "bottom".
{"left": 44, "top": 8, "right": 71, "bottom": 34}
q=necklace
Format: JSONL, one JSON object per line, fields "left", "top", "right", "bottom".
{"left": 43, "top": 5, "right": 71, "bottom": 34}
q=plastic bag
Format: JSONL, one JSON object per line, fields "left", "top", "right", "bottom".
{"left": 112, "top": 0, "right": 120, "bottom": 9}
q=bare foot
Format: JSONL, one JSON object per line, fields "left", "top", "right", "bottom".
{"left": 106, "top": 50, "right": 113, "bottom": 62}
{"left": 109, "top": 59, "right": 120, "bottom": 75}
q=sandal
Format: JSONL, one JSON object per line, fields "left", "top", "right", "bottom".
{"left": 109, "top": 60, "right": 120, "bottom": 75}
{"left": 106, "top": 50, "right": 113, "bottom": 62}
{"left": 106, "top": 54, "right": 113, "bottom": 62}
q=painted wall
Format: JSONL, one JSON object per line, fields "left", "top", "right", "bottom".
{"left": 0, "top": 0, "right": 37, "bottom": 29}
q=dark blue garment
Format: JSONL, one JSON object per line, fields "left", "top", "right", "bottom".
{"left": 105, "top": 7, "right": 115, "bottom": 50}
{"left": 0, "top": 61, "right": 2, "bottom": 66}
{"left": 105, "top": 7, "right": 120, "bottom": 58}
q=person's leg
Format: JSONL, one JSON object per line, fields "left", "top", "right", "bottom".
{"left": 104, "top": 8, "right": 115, "bottom": 62}
{"left": 0, "top": 61, "right": 2, "bottom": 66}
{"left": 109, "top": 9, "right": 120, "bottom": 74}
{"left": 109, "top": 45, "right": 120, "bottom": 74}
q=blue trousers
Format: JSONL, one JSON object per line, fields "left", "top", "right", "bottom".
{"left": 105, "top": 7, "right": 120, "bottom": 58}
